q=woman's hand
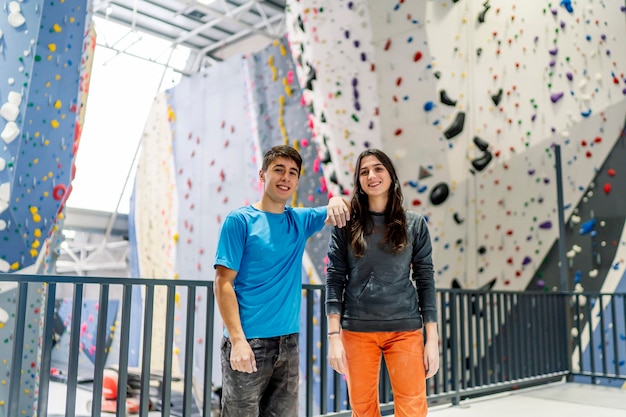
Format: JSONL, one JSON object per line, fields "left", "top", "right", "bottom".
{"left": 327, "top": 333, "right": 347, "bottom": 374}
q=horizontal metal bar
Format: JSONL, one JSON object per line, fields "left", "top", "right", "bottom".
{"left": 1, "top": 273, "right": 211, "bottom": 287}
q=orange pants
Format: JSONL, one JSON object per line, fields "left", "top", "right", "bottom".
{"left": 341, "top": 329, "right": 427, "bottom": 417}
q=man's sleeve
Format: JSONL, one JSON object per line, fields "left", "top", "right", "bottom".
{"left": 214, "top": 213, "right": 246, "bottom": 272}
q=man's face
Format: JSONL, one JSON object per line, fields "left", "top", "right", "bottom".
{"left": 260, "top": 157, "right": 300, "bottom": 204}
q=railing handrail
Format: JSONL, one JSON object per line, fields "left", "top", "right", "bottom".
{"left": 0, "top": 273, "right": 210, "bottom": 287}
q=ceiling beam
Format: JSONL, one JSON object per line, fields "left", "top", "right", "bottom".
{"left": 173, "top": 0, "right": 257, "bottom": 46}
{"left": 191, "top": 12, "right": 283, "bottom": 72}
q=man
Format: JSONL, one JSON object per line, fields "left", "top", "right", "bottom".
{"left": 214, "top": 145, "right": 349, "bottom": 416}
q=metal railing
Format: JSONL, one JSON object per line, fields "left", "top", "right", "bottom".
{"left": 1, "top": 274, "right": 624, "bottom": 417}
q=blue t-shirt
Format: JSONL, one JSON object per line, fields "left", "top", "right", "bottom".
{"left": 214, "top": 205, "right": 327, "bottom": 338}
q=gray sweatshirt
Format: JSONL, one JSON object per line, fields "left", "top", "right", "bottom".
{"left": 325, "top": 210, "right": 437, "bottom": 332}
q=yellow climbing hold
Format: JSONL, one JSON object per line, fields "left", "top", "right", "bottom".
{"left": 53, "top": 24, "right": 62, "bottom": 33}
{"left": 51, "top": 119, "right": 59, "bottom": 128}
{"left": 48, "top": 44, "right": 57, "bottom": 52}
{"left": 54, "top": 100, "right": 62, "bottom": 109}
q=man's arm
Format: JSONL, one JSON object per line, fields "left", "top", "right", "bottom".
{"left": 325, "top": 196, "right": 351, "bottom": 227}
{"left": 214, "top": 265, "right": 257, "bottom": 373}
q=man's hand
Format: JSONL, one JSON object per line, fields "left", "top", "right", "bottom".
{"left": 326, "top": 196, "right": 350, "bottom": 227}
{"left": 230, "top": 339, "right": 257, "bottom": 373}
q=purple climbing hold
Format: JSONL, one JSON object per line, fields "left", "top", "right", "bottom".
{"left": 537, "top": 280, "right": 546, "bottom": 288}
{"left": 527, "top": 169, "right": 536, "bottom": 175}
{"left": 522, "top": 256, "right": 532, "bottom": 266}
{"left": 566, "top": 72, "right": 573, "bottom": 81}
{"left": 551, "top": 92, "right": 564, "bottom": 103}
{"left": 549, "top": 48, "right": 558, "bottom": 55}
{"left": 539, "top": 221, "right": 552, "bottom": 229}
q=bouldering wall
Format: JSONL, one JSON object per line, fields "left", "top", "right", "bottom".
{"left": 0, "top": 0, "right": 93, "bottom": 414}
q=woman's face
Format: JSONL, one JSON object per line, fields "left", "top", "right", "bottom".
{"left": 358, "top": 155, "right": 392, "bottom": 198}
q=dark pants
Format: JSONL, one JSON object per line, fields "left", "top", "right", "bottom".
{"left": 220, "top": 333, "right": 299, "bottom": 417}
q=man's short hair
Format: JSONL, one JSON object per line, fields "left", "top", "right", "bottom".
{"left": 261, "top": 145, "right": 303, "bottom": 176}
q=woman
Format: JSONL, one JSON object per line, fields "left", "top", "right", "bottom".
{"left": 325, "top": 149, "right": 439, "bottom": 417}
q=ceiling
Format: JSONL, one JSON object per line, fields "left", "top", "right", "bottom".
{"left": 91, "top": 0, "right": 288, "bottom": 75}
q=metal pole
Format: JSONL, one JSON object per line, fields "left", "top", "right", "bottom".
{"left": 554, "top": 144, "right": 574, "bottom": 380}
{"left": 554, "top": 145, "right": 568, "bottom": 291}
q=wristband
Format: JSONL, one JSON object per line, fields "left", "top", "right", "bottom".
{"left": 327, "top": 331, "right": 340, "bottom": 336}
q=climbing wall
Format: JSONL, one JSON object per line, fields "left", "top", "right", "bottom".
{"left": 0, "top": 0, "right": 92, "bottom": 272}
{"left": 0, "top": 0, "right": 93, "bottom": 414}
{"left": 285, "top": 0, "right": 626, "bottom": 292}
{"left": 129, "top": 91, "right": 179, "bottom": 372}
{"left": 165, "top": 54, "right": 256, "bottom": 387}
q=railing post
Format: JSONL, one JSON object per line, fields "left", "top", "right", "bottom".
{"left": 320, "top": 288, "right": 328, "bottom": 415}
{"left": 203, "top": 285, "right": 215, "bottom": 417}
{"left": 65, "top": 283, "right": 84, "bottom": 417}
{"left": 139, "top": 284, "right": 154, "bottom": 417}
{"left": 449, "top": 291, "right": 460, "bottom": 406}
{"left": 8, "top": 282, "right": 29, "bottom": 417}
{"left": 161, "top": 285, "right": 177, "bottom": 417}
{"left": 91, "top": 283, "right": 110, "bottom": 416}
{"left": 37, "top": 282, "right": 57, "bottom": 417}
{"left": 182, "top": 286, "right": 197, "bottom": 416}
{"left": 305, "top": 289, "right": 314, "bottom": 417}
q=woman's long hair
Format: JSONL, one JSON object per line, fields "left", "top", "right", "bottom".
{"left": 348, "top": 149, "right": 407, "bottom": 257}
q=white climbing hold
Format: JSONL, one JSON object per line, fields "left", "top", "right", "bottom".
{"left": 0, "top": 102, "right": 19, "bottom": 122}
{"left": 8, "top": 91, "right": 22, "bottom": 106}
{"left": 8, "top": 10, "right": 26, "bottom": 28}
{"left": 1, "top": 121, "right": 19, "bottom": 144}
{"left": 0, "top": 259, "right": 9, "bottom": 273}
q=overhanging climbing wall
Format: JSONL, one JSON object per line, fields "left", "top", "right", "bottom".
{"left": 0, "top": 0, "right": 92, "bottom": 272}
{"left": 0, "top": 0, "right": 93, "bottom": 414}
